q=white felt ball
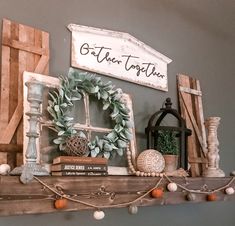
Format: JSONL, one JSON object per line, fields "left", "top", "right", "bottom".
{"left": 93, "top": 210, "right": 105, "bottom": 220}
{"left": 0, "top": 164, "right": 11, "bottom": 175}
{"left": 128, "top": 205, "right": 138, "bottom": 214}
{"left": 167, "top": 182, "right": 178, "bottom": 192}
{"left": 225, "top": 187, "right": 235, "bottom": 195}
{"left": 186, "top": 193, "right": 196, "bottom": 201}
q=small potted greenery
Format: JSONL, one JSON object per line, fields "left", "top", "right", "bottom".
{"left": 157, "top": 130, "right": 179, "bottom": 172}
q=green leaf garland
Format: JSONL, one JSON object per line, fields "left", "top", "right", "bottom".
{"left": 47, "top": 68, "right": 133, "bottom": 159}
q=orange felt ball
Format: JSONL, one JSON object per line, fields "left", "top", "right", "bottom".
{"left": 151, "top": 188, "right": 164, "bottom": 198}
{"left": 207, "top": 193, "right": 217, "bottom": 201}
{"left": 54, "top": 198, "right": 68, "bottom": 209}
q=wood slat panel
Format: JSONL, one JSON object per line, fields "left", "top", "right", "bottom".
{"left": 177, "top": 74, "right": 207, "bottom": 177}
{"left": 2, "top": 38, "right": 47, "bottom": 55}
{"left": 0, "top": 18, "right": 50, "bottom": 167}
{"left": 0, "top": 19, "right": 11, "bottom": 130}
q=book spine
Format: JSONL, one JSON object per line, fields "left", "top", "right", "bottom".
{"left": 52, "top": 171, "right": 108, "bottom": 176}
{"left": 53, "top": 157, "right": 107, "bottom": 165}
{"left": 52, "top": 164, "right": 107, "bottom": 172}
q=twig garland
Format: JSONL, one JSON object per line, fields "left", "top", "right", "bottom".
{"left": 33, "top": 176, "right": 163, "bottom": 209}
{"left": 164, "top": 174, "right": 235, "bottom": 194}
{"left": 33, "top": 175, "right": 235, "bottom": 210}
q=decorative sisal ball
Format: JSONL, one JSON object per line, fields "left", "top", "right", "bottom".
{"left": 65, "top": 136, "right": 88, "bottom": 156}
{"left": 93, "top": 210, "right": 105, "bottom": 220}
{"left": 137, "top": 149, "right": 165, "bottom": 173}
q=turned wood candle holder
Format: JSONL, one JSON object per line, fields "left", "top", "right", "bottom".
{"left": 10, "top": 79, "right": 49, "bottom": 182}
{"left": 203, "top": 117, "right": 225, "bottom": 177}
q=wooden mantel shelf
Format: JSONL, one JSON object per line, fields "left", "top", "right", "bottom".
{"left": 0, "top": 176, "right": 235, "bottom": 216}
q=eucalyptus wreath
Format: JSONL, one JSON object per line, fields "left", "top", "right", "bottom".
{"left": 47, "top": 68, "right": 133, "bottom": 159}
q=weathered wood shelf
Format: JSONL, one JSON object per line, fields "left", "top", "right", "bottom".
{"left": 0, "top": 176, "right": 234, "bottom": 216}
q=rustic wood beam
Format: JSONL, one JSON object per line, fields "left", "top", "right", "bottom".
{"left": 0, "top": 176, "right": 234, "bottom": 216}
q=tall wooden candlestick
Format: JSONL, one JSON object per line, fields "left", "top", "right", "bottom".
{"left": 203, "top": 117, "right": 225, "bottom": 177}
{"left": 10, "top": 79, "right": 49, "bottom": 182}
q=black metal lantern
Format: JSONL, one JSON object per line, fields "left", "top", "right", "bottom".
{"left": 145, "top": 98, "right": 191, "bottom": 170}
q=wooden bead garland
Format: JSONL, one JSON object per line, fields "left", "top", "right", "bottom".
{"left": 127, "top": 146, "right": 161, "bottom": 177}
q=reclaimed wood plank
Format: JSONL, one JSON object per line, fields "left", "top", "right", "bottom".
{"left": 17, "top": 23, "right": 28, "bottom": 150}
{"left": 178, "top": 75, "right": 200, "bottom": 176}
{"left": 41, "top": 31, "right": 49, "bottom": 74}
{"left": 2, "top": 38, "right": 47, "bottom": 55}
{"left": 16, "top": 153, "right": 23, "bottom": 166}
{"left": 0, "top": 104, "right": 23, "bottom": 144}
{"left": 0, "top": 153, "right": 8, "bottom": 164}
{"left": 177, "top": 74, "right": 207, "bottom": 177}
{"left": 34, "top": 55, "right": 49, "bottom": 74}
{"left": 0, "top": 176, "right": 234, "bottom": 216}
{"left": 0, "top": 19, "right": 50, "bottom": 168}
{"left": 9, "top": 21, "right": 19, "bottom": 121}
{"left": 0, "top": 19, "right": 11, "bottom": 131}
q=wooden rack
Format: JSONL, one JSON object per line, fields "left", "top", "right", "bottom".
{"left": 0, "top": 176, "right": 234, "bottom": 216}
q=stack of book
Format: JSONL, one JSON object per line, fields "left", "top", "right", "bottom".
{"left": 51, "top": 156, "right": 108, "bottom": 176}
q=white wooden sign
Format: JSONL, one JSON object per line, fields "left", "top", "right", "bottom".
{"left": 68, "top": 24, "right": 172, "bottom": 91}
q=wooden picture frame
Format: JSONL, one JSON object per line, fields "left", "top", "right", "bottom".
{"left": 23, "top": 71, "right": 137, "bottom": 175}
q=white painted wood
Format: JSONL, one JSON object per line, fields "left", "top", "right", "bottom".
{"left": 108, "top": 166, "right": 130, "bottom": 175}
{"left": 23, "top": 72, "right": 60, "bottom": 163}
{"left": 179, "top": 86, "right": 202, "bottom": 96}
{"left": 68, "top": 24, "right": 172, "bottom": 91}
{"left": 23, "top": 72, "right": 137, "bottom": 175}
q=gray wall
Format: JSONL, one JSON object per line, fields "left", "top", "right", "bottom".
{"left": 0, "top": 0, "right": 235, "bottom": 225}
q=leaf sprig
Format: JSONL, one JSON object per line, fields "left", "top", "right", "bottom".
{"left": 47, "top": 68, "right": 133, "bottom": 159}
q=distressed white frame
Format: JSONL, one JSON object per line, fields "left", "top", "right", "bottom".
{"left": 23, "top": 71, "right": 137, "bottom": 175}
{"left": 68, "top": 24, "right": 172, "bottom": 92}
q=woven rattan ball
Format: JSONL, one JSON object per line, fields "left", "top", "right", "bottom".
{"left": 137, "top": 149, "right": 165, "bottom": 173}
{"left": 65, "top": 136, "right": 88, "bottom": 156}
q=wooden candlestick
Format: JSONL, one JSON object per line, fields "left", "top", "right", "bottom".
{"left": 10, "top": 79, "right": 49, "bottom": 182}
{"left": 203, "top": 117, "right": 225, "bottom": 177}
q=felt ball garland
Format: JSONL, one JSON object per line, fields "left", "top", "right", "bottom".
{"left": 93, "top": 210, "right": 105, "bottom": 220}
{"left": 33, "top": 175, "right": 235, "bottom": 220}
{"left": 225, "top": 187, "right": 234, "bottom": 195}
